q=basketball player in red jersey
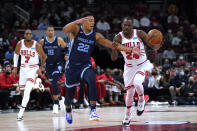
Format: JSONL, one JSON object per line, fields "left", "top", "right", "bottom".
{"left": 111, "top": 17, "right": 162, "bottom": 126}
{"left": 13, "top": 29, "right": 47, "bottom": 121}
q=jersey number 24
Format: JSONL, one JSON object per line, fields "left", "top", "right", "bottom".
{"left": 126, "top": 52, "right": 139, "bottom": 60}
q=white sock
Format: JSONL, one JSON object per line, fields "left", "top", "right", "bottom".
{"left": 18, "top": 107, "right": 25, "bottom": 117}
{"left": 133, "top": 73, "right": 145, "bottom": 102}
{"left": 139, "top": 94, "right": 144, "bottom": 102}
{"left": 126, "top": 87, "right": 135, "bottom": 107}
{"left": 125, "top": 107, "right": 132, "bottom": 117}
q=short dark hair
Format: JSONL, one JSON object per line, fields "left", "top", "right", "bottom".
{"left": 24, "top": 29, "right": 32, "bottom": 33}
{"left": 122, "top": 17, "right": 132, "bottom": 23}
{"left": 46, "top": 25, "right": 54, "bottom": 30}
{"left": 81, "top": 12, "right": 94, "bottom": 17}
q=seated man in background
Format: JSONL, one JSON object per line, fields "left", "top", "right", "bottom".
{"left": 174, "top": 76, "right": 197, "bottom": 105}
{"left": 0, "top": 62, "right": 18, "bottom": 109}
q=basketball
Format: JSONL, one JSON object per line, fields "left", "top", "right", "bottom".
{"left": 148, "top": 29, "right": 163, "bottom": 45}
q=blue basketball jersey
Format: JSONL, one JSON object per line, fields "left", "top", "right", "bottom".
{"left": 43, "top": 36, "right": 63, "bottom": 65}
{"left": 66, "top": 25, "right": 96, "bottom": 66}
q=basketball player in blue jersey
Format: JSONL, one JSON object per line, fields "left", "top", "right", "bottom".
{"left": 63, "top": 13, "right": 132, "bottom": 124}
{"left": 40, "top": 26, "right": 67, "bottom": 114}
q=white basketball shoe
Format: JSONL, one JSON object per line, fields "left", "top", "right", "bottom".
{"left": 52, "top": 104, "right": 59, "bottom": 114}
{"left": 137, "top": 99, "right": 145, "bottom": 116}
{"left": 59, "top": 96, "right": 65, "bottom": 111}
{"left": 122, "top": 112, "right": 132, "bottom": 126}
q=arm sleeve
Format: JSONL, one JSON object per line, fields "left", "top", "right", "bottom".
{"left": 13, "top": 53, "right": 19, "bottom": 67}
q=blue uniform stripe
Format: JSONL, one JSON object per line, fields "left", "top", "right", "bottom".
{"left": 80, "top": 64, "right": 92, "bottom": 79}
{"left": 46, "top": 36, "right": 57, "bottom": 43}
{"left": 80, "top": 26, "right": 93, "bottom": 36}
{"left": 65, "top": 82, "right": 80, "bottom": 88}
{"left": 52, "top": 71, "right": 59, "bottom": 76}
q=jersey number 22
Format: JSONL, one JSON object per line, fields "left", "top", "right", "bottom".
{"left": 77, "top": 43, "right": 89, "bottom": 53}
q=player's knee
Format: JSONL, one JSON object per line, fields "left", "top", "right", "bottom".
{"left": 83, "top": 69, "right": 96, "bottom": 87}
{"left": 133, "top": 78, "right": 143, "bottom": 88}
{"left": 127, "top": 87, "right": 135, "bottom": 96}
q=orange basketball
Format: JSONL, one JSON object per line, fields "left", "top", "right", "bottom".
{"left": 148, "top": 29, "right": 163, "bottom": 45}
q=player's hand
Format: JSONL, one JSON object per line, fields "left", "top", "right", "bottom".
{"left": 151, "top": 40, "right": 163, "bottom": 51}
{"left": 151, "top": 43, "right": 162, "bottom": 51}
{"left": 104, "top": 79, "right": 108, "bottom": 83}
{"left": 112, "top": 42, "right": 119, "bottom": 49}
{"left": 13, "top": 83, "right": 19, "bottom": 87}
{"left": 132, "top": 46, "right": 140, "bottom": 59}
{"left": 12, "top": 67, "right": 17, "bottom": 76}
{"left": 76, "top": 17, "right": 89, "bottom": 24}
{"left": 16, "top": 87, "right": 20, "bottom": 93}
{"left": 37, "top": 66, "right": 44, "bottom": 76}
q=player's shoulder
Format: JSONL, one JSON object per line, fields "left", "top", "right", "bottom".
{"left": 115, "top": 32, "right": 122, "bottom": 38}
{"left": 136, "top": 29, "right": 145, "bottom": 35}
{"left": 16, "top": 39, "right": 23, "bottom": 48}
{"left": 57, "top": 37, "right": 64, "bottom": 41}
{"left": 40, "top": 38, "right": 44, "bottom": 42}
{"left": 35, "top": 41, "right": 41, "bottom": 49}
{"left": 39, "top": 39, "right": 45, "bottom": 46}
{"left": 17, "top": 39, "right": 23, "bottom": 44}
{"left": 113, "top": 32, "right": 122, "bottom": 42}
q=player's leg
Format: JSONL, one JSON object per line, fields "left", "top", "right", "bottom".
{"left": 17, "top": 80, "right": 34, "bottom": 120}
{"left": 17, "top": 67, "right": 39, "bottom": 120}
{"left": 82, "top": 68, "right": 100, "bottom": 121}
{"left": 65, "top": 87, "right": 76, "bottom": 124}
{"left": 122, "top": 87, "right": 135, "bottom": 126}
{"left": 77, "top": 80, "right": 86, "bottom": 106}
{"left": 51, "top": 72, "right": 62, "bottom": 114}
{"left": 17, "top": 68, "right": 26, "bottom": 120}
{"left": 46, "top": 65, "right": 64, "bottom": 113}
{"left": 132, "top": 71, "right": 146, "bottom": 116}
{"left": 64, "top": 67, "right": 81, "bottom": 124}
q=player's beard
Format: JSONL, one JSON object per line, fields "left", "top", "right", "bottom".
{"left": 26, "top": 39, "right": 31, "bottom": 42}
{"left": 123, "top": 30, "right": 132, "bottom": 37}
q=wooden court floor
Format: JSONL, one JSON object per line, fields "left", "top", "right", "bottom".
{"left": 0, "top": 105, "right": 197, "bottom": 131}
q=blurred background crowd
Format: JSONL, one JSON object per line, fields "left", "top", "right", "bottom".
{"left": 0, "top": 0, "right": 197, "bottom": 110}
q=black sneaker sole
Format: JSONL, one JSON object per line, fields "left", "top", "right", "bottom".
{"left": 137, "top": 110, "right": 144, "bottom": 116}
{"left": 122, "top": 121, "right": 130, "bottom": 126}
{"left": 122, "top": 123, "right": 130, "bottom": 126}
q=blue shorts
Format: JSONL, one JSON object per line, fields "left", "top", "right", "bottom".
{"left": 65, "top": 64, "right": 92, "bottom": 88}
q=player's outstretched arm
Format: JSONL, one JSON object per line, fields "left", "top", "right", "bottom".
{"left": 96, "top": 33, "right": 132, "bottom": 52}
{"left": 13, "top": 41, "right": 21, "bottom": 76}
{"left": 58, "top": 37, "right": 67, "bottom": 48}
{"left": 111, "top": 34, "right": 121, "bottom": 61}
{"left": 36, "top": 42, "right": 47, "bottom": 69}
{"left": 63, "top": 17, "right": 89, "bottom": 35}
{"left": 138, "top": 30, "right": 161, "bottom": 50}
